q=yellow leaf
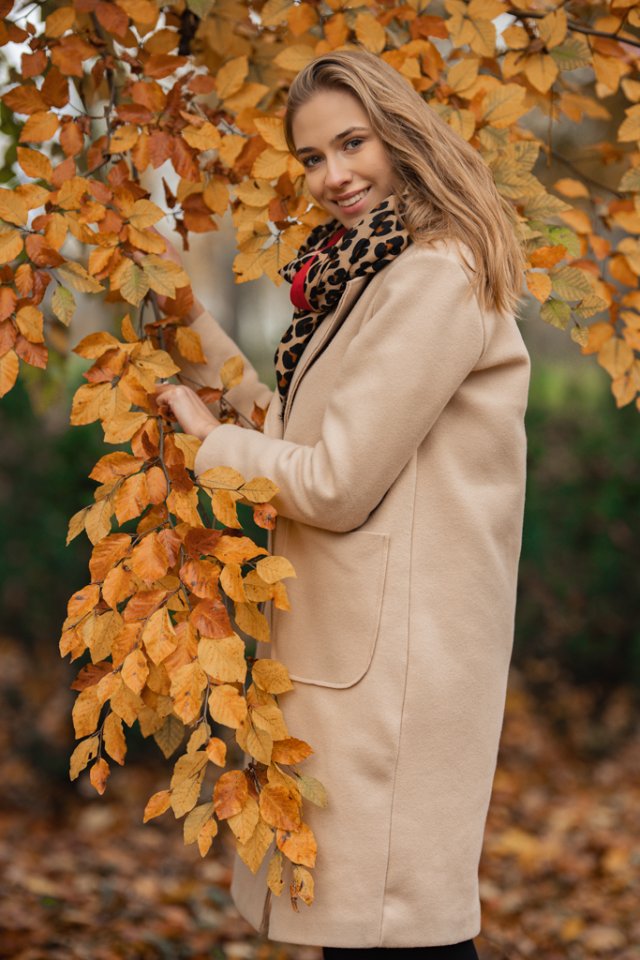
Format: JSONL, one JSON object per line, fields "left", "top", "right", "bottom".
{"left": 481, "top": 84, "right": 527, "bottom": 129}
{"left": 252, "top": 659, "right": 294, "bottom": 694}
{"left": 236, "top": 816, "right": 274, "bottom": 874}
{"left": 260, "top": 0, "right": 292, "bottom": 26}
{"left": 69, "top": 735, "right": 99, "bottom": 781}
{"left": 206, "top": 737, "right": 227, "bottom": 766}
{"left": 15, "top": 305, "right": 43, "bottom": 342}
{"left": 219, "top": 354, "right": 244, "bottom": 389}
{"left": 524, "top": 53, "right": 559, "bottom": 94}
{"left": 142, "top": 606, "right": 177, "bottom": 664}
{"left": 169, "top": 750, "right": 208, "bottom": 817}
{"left": 171, "top": 661, "right": 208, "bottom": 724}
{"left": 236, "top": 715, "right": 273, "bottom": 764}
{"left": 526, "top": 271, "right": 552, "bottom": 303}
{"left": 240, "top": 476, "right": 279, "bottom": 503}
{"left": 619, "top": 105, "right": 640, "bottom": 143}
{"left": 216, "top": 56, "right": 248, "bottom": 99}
{"left": 143, "top": 789, "right": 172, "bottom": 822}
{"left": 234, "top": 601, "right": 270, "bottom": 642}
{"left": 251, "top": 147, "right": 290, "bottom": 180}
{"left": 72, "top": 687, "right": 101, "bottom": 737}
{"left": 256, "top": 555, "right": 296, "bottom": 584}
{"left": 274, "top": 44, "right": 315, "bottom": 72}
{"left": 128, "top": 199, "right": 165, "bottom": 230}
{"left": 0, "top": 190, "right": 28, "bottom": 226}
{"left": 554, "top": 177, "right": 589, "bottom": 199}
{"left": 198, "top": 634, "right": 247, "bottom": 683}
{"left": 354, "top": 13, "right": 386, "bottom": 54}
{"left": 121, "top": 647, "right": 149, "bottom": 695}
{"left": 19, "top": 111, "right": 59, "bottom": 143}
{"left": 103, "top": 712, "right": 127, "bottom": 765}
{"left": 259, "top": 783, "right": 301, "bottom": 831}
{"left": 197, "top": 816, "right": 219, "bottom": 856}
{"left": 181, "top": 122, "right": 221, "bottom": 151}
{"left": 253, "top": 117, "right": 288, "bottom": 153}
{"left": 538, "top": 8, "right": 567, "bottom": 49}
{"left": 58, "top": 260, "right": 105, "bottom": 293}
{"left": 598, "top": 337, "right": 634, "bottom": 378}
{"left": 183, "top": 801, "right": 215, "bottom": 844}
{"left": 234, "top": 180, "right": 277, "bottom": 207}
{"left": 290, "top": 864, "right": 314, "bottom": 907}
{"left": 267, "top": 850, "right": 285, "bottom": 895}
{"left": 108, "top": 124, "right": 139, "bottom": 153}
{"left": 227, "top": 794, "right": 260, "bottom": 843}
{"left": 208, "top": 683, "right": 248, "bottom": 728}
{"left": 203, "top": 176, "right": 229, "bottom": 214}
{"left": 175, "top": 326, "right": 206, "bottom": 363}
{"left": 277, "top": 822, "right": 317, "bottom": 867}
{"left": 0, "top": 229, "right": 24, "bottom": 265}
{"left": 213, "top": 769, "right": 249, "bottom": 819}
{"left": 90, "top": 757, "right": 110, "bottom": 795}
{"left": 218, "top": 135, "right": 245, "bottom": 169}
{"left": 211, "top": 489, "right": 242, "bottom": 528}
{"left": 220, "top": 562, "right": 247, "bottom": 601}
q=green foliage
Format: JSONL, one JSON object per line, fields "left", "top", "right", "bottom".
{"left": 0, "top": 378, "right": 103, "bottom": 645}
{"left": 516, "top": 363, "right": 640, "bottom": 688}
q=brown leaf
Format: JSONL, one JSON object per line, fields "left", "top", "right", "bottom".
{"left": 213, "top": 770, "right": 249, "bottom": 820}
{"left": 259, "top": 783, "right": 301, "bottom": 832}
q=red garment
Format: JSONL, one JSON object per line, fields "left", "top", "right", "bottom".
{"left": 290, "top": 226, "right": 346, "bottom": 310}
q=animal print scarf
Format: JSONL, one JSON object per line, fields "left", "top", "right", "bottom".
{"left": 275, "top": 194, "right": 411, "bottom": 407}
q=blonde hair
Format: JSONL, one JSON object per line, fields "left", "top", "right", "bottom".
{"left": 283, "top": 48, "right": 525, "bottom": 317}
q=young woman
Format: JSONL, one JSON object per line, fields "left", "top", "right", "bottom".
{"left": 156, "top": 49, "right": 530, "bottom": 959}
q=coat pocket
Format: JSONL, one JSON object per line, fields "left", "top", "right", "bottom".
{"left": 271, "top": 520, "right": 390, "bottom": 688}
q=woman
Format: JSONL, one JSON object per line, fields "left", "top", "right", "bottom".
{"left": 156, "top": 49, "right": 530, "bottom": 958}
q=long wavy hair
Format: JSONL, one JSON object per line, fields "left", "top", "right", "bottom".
{"left": 283, "top": 49, "right": 525, "bottom": 317}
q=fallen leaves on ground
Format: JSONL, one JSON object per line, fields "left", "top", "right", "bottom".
{"left": 0, "top": 637, "right": 638, "bottom": 958}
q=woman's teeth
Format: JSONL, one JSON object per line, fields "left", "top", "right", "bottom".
{"left": 337, "top": 188, "right": 369, "bottom": 208}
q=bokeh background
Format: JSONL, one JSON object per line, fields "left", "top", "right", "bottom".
{"left": 1, "top": 29, "right": 640, "bottom": 960}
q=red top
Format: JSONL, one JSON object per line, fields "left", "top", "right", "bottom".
{"left": 290, "top": 226, "right": 346, "bottom": 311}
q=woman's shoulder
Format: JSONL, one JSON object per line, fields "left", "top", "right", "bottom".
{"left": 391, "top": 236, "right": 476, "bottom": 274}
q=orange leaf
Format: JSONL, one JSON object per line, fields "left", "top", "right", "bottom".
{"left": 130, "top": 531, "right": 171, "bottom": 582}
{"left": 271, "top": 737, "right": 313, "bottom": 765}
{"left": 0, "top": 349, "right": 19, "bottom": 397}
{"left": 90, "top": 757, "right": 110, "bottom": 795}
{"left": 259, "top": 783, "right": 301, "bottom": 832}
{"left": 143, "top": 789, "right": 172, "bottom": 822}
{"left": 276, "top": 822, "right": 317, "bottom": 867}
{"left": 213, "top": 770, "right": 249, "bottom": 819}
{"left": 121, "top": 647, "right": 149, "bottom": 695}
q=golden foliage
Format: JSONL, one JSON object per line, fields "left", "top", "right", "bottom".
{"left": 1, "top": 0, "right": 638, "bottom": 915}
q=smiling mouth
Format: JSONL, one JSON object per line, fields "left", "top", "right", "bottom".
{"left": 334, "top": 187, "right": 371, "bottom": 209}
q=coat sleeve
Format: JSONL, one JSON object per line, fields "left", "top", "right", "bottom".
{"left": 172, "top": 306, "right": 274, "bottom": 422}
{"left": 193, "top": 251, "right": 486, "bottom": 532}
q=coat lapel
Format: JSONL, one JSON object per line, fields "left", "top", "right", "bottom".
{"left": 282, "top": 275, "right": 370, "bottom": 431}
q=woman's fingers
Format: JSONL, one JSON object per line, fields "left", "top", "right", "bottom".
{"left": 152, "top": 383, "right": 220, "bottom": 440}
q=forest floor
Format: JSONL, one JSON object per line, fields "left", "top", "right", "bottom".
{"left": 0, "top": 636, "right": 638, "bottom": 960}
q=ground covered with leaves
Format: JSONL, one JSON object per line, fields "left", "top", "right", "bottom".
{"left": 0, "top": 636, "right": 638, "bottom": 960}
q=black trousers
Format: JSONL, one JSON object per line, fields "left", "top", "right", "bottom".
{"left": 323, "top": 940, "right": 479, "bottom": 959}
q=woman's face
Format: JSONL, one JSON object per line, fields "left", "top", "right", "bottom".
{"left": 291, "top": 88, "right": 396, "bottom": 228}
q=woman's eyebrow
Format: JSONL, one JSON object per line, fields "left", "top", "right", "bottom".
{"left": 295, "top": 126, "right": 369, "bottom": 158}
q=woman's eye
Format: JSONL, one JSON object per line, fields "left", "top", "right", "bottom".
{"left": 302, "top": 155, "right": 320, "bottom": 168}
{"left": 345, "top": 138, "right": 364, "bottom": 149}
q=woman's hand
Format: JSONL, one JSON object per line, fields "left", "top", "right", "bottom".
{"left": 154, "top": 383, "right": 221, "bottom": 440}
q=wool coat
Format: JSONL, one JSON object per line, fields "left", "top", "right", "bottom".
{"left": 176, "top": 239, "right": 531, "bottom": 948}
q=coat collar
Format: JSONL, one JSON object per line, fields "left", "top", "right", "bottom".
{"left": 281, "top": 275, "right": 370, "bottom": 432}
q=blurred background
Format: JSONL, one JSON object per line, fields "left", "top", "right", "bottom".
{"left": 1, "top": 57, "right": 640, "bottom": 960}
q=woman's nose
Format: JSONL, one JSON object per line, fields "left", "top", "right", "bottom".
{"left": 324, "top": 155, "right": 351, "bottom": 189}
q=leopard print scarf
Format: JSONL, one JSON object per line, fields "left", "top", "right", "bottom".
{"left": 275, "top": 194, "right": 411, "bottom": 408}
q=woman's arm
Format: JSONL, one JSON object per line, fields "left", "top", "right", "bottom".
{"left": 171, "top": 299, "right": 274, "bottom": 423}
{"left": 190, "top": 249, "right": 487, "bottom": 532}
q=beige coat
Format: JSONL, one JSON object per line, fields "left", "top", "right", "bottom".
{"left": 177, "top": 240, "right": 531, "bottom": 948}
